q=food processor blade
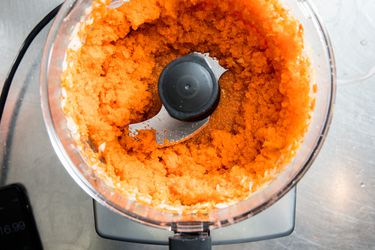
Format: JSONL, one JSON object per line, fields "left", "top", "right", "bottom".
{"left": 128, "top": 106, "right": 209, "bottom": 145}
{"left": 128, "top": 53, "right": 226, "bottom": 145}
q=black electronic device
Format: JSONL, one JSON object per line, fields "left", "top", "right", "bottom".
{"left": 0, "top": 184, "right": 43, "bottom": 250}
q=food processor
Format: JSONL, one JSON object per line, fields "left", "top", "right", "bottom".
{"left": 39, "top": 0, "right": 335, "bottom": 249}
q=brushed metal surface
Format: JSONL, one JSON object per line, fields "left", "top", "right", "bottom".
{"left": 1, "top": 0, "right": 374, "bottom": 249}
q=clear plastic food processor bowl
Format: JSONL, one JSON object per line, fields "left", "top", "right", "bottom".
{"left": 40, "top": 0, "right": 335, "bottom": 232}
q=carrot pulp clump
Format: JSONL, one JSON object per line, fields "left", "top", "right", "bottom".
{"left": 62, "top": 0, "right": 312, "bottom": 212}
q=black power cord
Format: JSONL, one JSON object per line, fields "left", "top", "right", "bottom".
{"left": 0, "top": 3, "right": 62, "bottom": 123}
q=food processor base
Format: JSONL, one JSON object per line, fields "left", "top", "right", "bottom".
{"left": 93, "top": 187, "right": 295, "bottom": 245}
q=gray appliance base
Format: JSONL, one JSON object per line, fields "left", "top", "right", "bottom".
{"left": 94, "top": 187, "right": 296, "bottom": 245}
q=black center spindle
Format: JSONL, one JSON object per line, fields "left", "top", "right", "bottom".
{"left": 158, "top": 53, "right": 220, "bottom": 122}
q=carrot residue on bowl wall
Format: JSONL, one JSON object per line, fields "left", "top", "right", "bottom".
{"left": 62, "top": 0, "right": 312, "bottom": 212}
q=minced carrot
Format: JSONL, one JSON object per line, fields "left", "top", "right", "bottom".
{"left": 62, "top": 0, "right": 312, "bottom": 212}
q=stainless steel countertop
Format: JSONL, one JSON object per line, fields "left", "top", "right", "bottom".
{"left": 1, "top": 0, "right": 374, "bottom": 249}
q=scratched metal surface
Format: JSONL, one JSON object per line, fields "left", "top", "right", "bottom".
{"left": 0, "top": 0, "right": 374, "bottom": 249}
